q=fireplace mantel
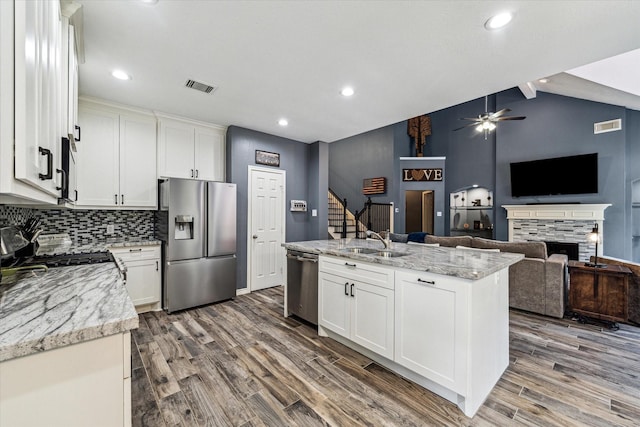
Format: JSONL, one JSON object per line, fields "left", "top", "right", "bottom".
{"left": 502, "top": 204, "right": 612, "bottom": 260}
{"left": 502, "top": 204, "right": 611, "bottom": 221}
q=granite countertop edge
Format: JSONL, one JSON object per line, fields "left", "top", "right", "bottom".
{"left": 0, "top": 316, "right": 139, "bottom": 363}
{"left": 282, "top": 239, "right": 524, "bottom": 280}
{"left": 0, "top": 263, "right": 139, "bottom": 363}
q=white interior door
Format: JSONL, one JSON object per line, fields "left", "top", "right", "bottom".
{"left": 248, "top": 166, "right": 285, "bottom": 292}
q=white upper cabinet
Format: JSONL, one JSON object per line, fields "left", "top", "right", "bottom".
{"left": 12, "top": 0, "right": 63, "bottom": 199}
{"left": 0, "top": 0, "right": 81, "bottom": 205}
{"left": 61, "top": 15, "right": 79, "bottom": 141}
{"left": 76, "top": 99, "right": 157, "bottom": 209}
{"left": 158, "top": 116, "right": 226, "bottom": 182}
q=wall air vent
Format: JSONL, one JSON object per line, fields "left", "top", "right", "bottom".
{"left": 185, "top": 79, "right": 216, "bottom": 94}
{"left": 594, "top": 118, "right": 622, "bottom": 134}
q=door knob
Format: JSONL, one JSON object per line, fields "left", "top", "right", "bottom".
{"left": 253, "top": 235, "right": 258, "bottom": 239}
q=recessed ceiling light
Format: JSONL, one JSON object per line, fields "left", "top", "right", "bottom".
{"left": 111, "top": 69, "right": 131, "bottom": 80}
{"left": 484, "top": 12, "right": 513, "bottom": 30}
{"left": 140, "top": 0, "right": 159, "bottom": 4}
{"left": 538, "top": 78, "right": 548, "bottom": 83}
{"left": 340, "top": 86, "right": 355, "bottom": 97}
{"left": 278, "top": 118, "right": 288, "bottom": 126}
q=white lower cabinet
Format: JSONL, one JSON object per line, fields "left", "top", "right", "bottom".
{"left": 317, "top": 255, "right": 510, "bottom": 418}
{"left": 0, "top": 332, "right": 132, "bottom": 427}
{"left": 394, "top": 270, "right": 468, "bottom": 393}
{"left": 110, "top": 245, "right": 161, "bottom": 313}
{"left": 318, "top": 256, "right": 394, "bottom": 359}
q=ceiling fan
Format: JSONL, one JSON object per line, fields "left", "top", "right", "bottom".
{"left": 453, "top": 95, "right": 526, "bottom": 139}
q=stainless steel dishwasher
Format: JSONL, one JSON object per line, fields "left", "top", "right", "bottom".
{"left": 286, "top": 249, "right": 318, "bottom": 325}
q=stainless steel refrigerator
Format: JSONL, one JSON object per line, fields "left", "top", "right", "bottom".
{"left": 157, "top": 178, "right": 237, "bottom": 313}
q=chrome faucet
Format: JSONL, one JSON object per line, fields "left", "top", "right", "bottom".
{"left": 366, "top": 230, "right": 388, "bottom": 249}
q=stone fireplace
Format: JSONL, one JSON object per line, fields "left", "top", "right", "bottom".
{"left": 502, "top": 204, "right": 611, "bottom": 262}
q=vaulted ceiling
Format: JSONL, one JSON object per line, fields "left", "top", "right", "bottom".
{"left": 75, "top": 1, "right": 640, "bottom": 143}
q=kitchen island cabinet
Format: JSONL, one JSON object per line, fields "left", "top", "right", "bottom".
{"left": 319, "top": 256, "right": 395, "bottom": 359}
{"left": 284, "top": 239, "right": 521, "bottom": 417}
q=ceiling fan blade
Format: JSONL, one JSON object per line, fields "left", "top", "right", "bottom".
{"left": 452, "top": 122, "right": 480, "bottom": 131}
{"left": 488, "top": 108, "right": 511, "bottom": 119}
{"left": 494, "top": 116, "right": 526, "bottom": 121}
{"left": 459, "top": 118, "right": 482, "bottom": 122}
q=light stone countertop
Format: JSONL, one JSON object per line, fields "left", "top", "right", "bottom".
{"left": 36, "top": 237, "right": 162, "bottom": 256}
{"left": 0, "top": 262, "right": 138, "bottom": 362}
{"left": 282, "top": 239, "right": 524, "bottom": 280}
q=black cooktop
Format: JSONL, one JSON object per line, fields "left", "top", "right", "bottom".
{"left": 14, "top": 251, "right": 116, "bottom": 268}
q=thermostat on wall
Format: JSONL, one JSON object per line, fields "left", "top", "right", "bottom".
{"left": 290, "top": 200, "right": 307, "bottom": 212}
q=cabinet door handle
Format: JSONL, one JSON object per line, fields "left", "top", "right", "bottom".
{"left": 121, "top": 194, "right": 124, "bottom": 205}
{"left": 38, "top": 147, "right": 53, "bottom": 180}
{"left": 129, "top": 248, "right": 142, "bottom": 252}
{"left": 417, "top": 278, "right": 435, "bottom": 285}
{"left": 191, "top": 169, "right": 194, "bottom": 178}
{"left": 195, "top": 169, "right": 199, "bottom": 178}
{"left": 350, "top": 283, "right": 355, "bottom": 297}
{"left": 114, "top": 194, "right": 118, "bottom": 205}
{"left": 74, "top": 190, "right": 78, "bottom": 202}
{"left": 345, "top": 262, "right": 356, "bottom": 267}
{"left": 55, "top": 168, "right": 67, "bottom": 192}
{"left": 344, "top": 282, "right": 349, "bottom": 296}
{"left": 74, "top": 125, "right": 81, "bottom": 142}
{"left": 156, "top": 261, "right": 159, "bottom": 271}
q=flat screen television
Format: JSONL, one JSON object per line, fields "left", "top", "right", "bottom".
{"left": 510, "top": 153, "right": 598, "bottom": 197}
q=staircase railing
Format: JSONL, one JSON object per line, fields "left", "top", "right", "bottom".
{"left": 354, "top": 197, "right": 394, "bottom": 239}
{"left": 328, "top": 188, "right": 348, "bottom": 238}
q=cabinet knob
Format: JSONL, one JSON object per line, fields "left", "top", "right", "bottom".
{"left": 252, "top": 235, "right": 258, "bottom": 239}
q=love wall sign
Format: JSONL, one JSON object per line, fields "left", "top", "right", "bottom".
{"left": 402, "top": 168, "right": 443, "bottom": 182}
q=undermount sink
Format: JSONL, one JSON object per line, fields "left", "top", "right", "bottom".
{"left": 341, "top": 247, "right": 378, "bottom": 254}
{"left": 375, "top": 250, "right": 407, "bottom": 258}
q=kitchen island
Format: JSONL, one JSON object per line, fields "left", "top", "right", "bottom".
{"left": 282, "top": 238, "right": 523, "bottom": 418}
{"left": 0, "top": 261, "right": 138, "bottom": 427}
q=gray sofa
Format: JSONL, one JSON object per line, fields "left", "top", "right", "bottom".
{"left": 388, "top": 233, "right": 568, "bottom": 318}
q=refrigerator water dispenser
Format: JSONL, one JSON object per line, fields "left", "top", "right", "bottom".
{"left": 174, "top": 215, "right": 194, "bottom": 240}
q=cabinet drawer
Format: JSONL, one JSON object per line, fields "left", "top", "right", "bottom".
{"left": 319, "top": 255, "right": 394, "bottom": 290}
{"left": 110, "top": 245, "right": 161, "bottom": 262}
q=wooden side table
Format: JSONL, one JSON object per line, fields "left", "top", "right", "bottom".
{"left": 568, "top": 260, "right": 633, "bottom": 326}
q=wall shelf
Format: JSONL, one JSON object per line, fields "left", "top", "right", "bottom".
{"left": 450, "top": 186, "right": 493, "bottom": 239}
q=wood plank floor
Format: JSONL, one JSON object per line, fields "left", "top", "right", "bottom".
{"left": 131, "top": 287, "right": 640, "bottom": 426}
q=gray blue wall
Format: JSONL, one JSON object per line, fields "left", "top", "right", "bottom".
{"left": 227, "top": 126, "right": 328, "bottom": 290}
{"left": 328, "top": 90, "right": 639, "bottom": 260}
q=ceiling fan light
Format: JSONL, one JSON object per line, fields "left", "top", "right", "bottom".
{"left": 487, "top": 122, "right": 496, "bottom": 131}
{"left": 475, "top": 124, "right": 484, "bottom": 132}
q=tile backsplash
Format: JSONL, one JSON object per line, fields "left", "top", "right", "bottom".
{"left": 0, "top": 205, "right": 154, "bottom": 243}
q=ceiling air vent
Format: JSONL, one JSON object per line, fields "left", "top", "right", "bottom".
{"left": 185, "top": 79, "right": 216, "bottom": 94}
{"left": 594, "top": 118, "right": 621, "bottom": 134}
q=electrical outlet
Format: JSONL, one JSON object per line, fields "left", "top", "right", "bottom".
{"left": 106, "top": 224, "right": 115, "bottom": 234}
